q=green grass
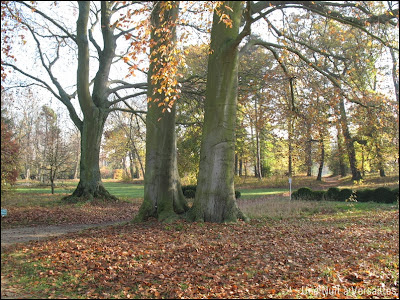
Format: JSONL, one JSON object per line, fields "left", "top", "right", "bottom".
{"left": 4, "top": 174, "right": 398, "bottom": 209}
{"left": 102, "top": 182, "right": 144, "bottom": 199}
{"left": 6, "top": 181, "right": 288, "bottom": 204}
{"left": 239, "top": 188, "right": 287, "bottom": 199}
{"left": 11, "top": 181, "right": 144, "bottom": 198}
{"left": 238, "top": 194, "right": 398, "bottom": 220}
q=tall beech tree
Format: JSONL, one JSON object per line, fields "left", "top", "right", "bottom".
{"left": 187, "top": 1, "right": 398, "bottom": 221}
{"left": 2, "top": 2, "right": 147, "bottom": 201}
{"left": 189, "top": 1, "right": 251, "bottom": 223}
{"left": 136, "top": 1, "right": 189, "bottom": 222}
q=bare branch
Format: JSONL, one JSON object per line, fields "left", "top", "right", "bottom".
{"left": 107, "top": 90, "right": 148, "bottom": 107}
{"left": 107, "top": 81, "right": 147, "bottom": 97}
{"left": 252, "top": 38, "right": 372, "bottom": 108}
{"left": 18, "top": 1, "right": 77, "bottom": 43}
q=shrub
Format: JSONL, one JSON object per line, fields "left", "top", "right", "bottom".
{"left": 181, "top": 185, "right": 241, "bottom": 199}
{"left": 183, "top": 189, "right": 196, "bottom": 199}
{"left": 356, "top": 189, "right": 375, "bottom": 203}
{"left": 292, "top": 186, "right": 398, "bottom": 204}
{"left": 393, "top": 188, "right": 399, "bottom": 202}
{"left": 373, "top": 187, "right": 397, "bottom": 204}
{"left": 326, "top": 187, "right": 340, "bottom": 201}
{"left": 296, "top": 187, "right": 313, "bottom": 200}
{"left": 312, "top": 190, "right": 326, "bottom": 201}
{"left": 291, "top": 188, "right": 325, "bottom": 201}
{"left": 235, "top": 190, "right": 241, "bottom": 199}
{"left": 182, "top": 185, "right": 197, "bottom": 193}
{"left": 338, "top": 189, "right": 352, "bottom": 202}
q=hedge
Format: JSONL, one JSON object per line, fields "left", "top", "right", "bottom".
{"left": 182, "top": 185, "right": 241, "bottom": 199}
{"left": 292, "top": 186, "right": 398, "bottom": 204}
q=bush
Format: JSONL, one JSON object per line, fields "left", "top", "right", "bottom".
{"left": 326, "top": 187, "right": 341, "bottom": 201}
{"left": 356, "top": 189, "right": 375, "bottom": 203}
{"left": 183, "top": 189, "right": 196, "bottom": 199}
{"left": 393, "top": 188, "right": 399, "bottom": 202}
{"left": 292, "top": 188, "right": 325, "bottom": 201}
{"left": 373, "top": 187, "right": 397, "bottom": 204}
{"left": 292, "top": 186, "right": 398, "bottom": 204}
{"left": 182, "top": 185, "right": 197, "bottom": 193}
{"left": 312, "top": 190, "right": 326, "bottom": 201}
{"left": 235, "top": 190, "right": 241, "bottom": 199}
{"left": 181, "top": 185, "right": 241, "bottom": 199}
{"left": 338, "top": 188, "right": 352, "bottom": 202}
{"left": 296, "top": 187, "right": 313, "bottom": 200}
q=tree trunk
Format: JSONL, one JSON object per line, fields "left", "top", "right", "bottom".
{"left": 306, "top": 123, "right": 312, "bottom": 176}
{"left": 389, "top": 48, "right": 400, "bottom": 167}
{"left": 338, "top": 98, "right": 362, "bottom": 181}
{"left": 74, "top": 131, "right": 80, "bottom": 179}
{"left": 316, "top": 137, "right": 325, "bottom": 181}
{"left": 375, "top": 143, "right": 386, "bottom": 177}
{"left": 63, "top": 108, "right": 116, "bottom": 202}
{"left": 189, "top": 1, "right": 247, "bottom": 223}
{"left": 63, "top": 2, "right": 118, "bottom": 202}
{"left": 129, "top": 151, "right": 135, "bottom": 178}
{"left": 135, "top": 1, "right": 188, "bottom": 222}
{"left": 335, "top": 121, "right": 347, "bottom": 177}
{"left": 254, "top": 97, "right": 262, "bottom": 179}
{"left": 50, "top": 167, "right": 56, "bottom": 194}
{"left": 288, "top": 115, "right": 293, "bottom": 178}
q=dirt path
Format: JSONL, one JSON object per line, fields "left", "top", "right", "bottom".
{"left": 320, "top": 175, "right": 342, "bottom": 188}
{"left": 1, "top": 220, "right": 130, "bottom": 249}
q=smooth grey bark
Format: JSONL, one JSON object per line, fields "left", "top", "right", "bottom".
{"left": 305, "top": 122, "right": 313, "bottom": 177}
{"left": 316, "top": 135, "right": 325, "bottom": 181}
{"left": 389, "top": 48, "right": 399, "bottom": 167}
{"left": 135, "top": 1, "right": 188, "bottom": 222}
{"left": 335, "top": 120, "right": 347, "bottom": 177}
{"left": 189, "top": 1, "right": 249, "bottom": 223}
{"left": 63, "top": 2, "right": 117, "bottom": 202}
{"left": 338, "top": 98, "right": 362, "bottom": 181}
{"left": 288, "top": 113, "right": 294, "bottom": 178}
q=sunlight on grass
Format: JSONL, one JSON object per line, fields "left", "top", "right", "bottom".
{"left": 237, "top": 194, "right": 398, "bottom": 220}
{"left": 237, "top": 194, "right": 326, "bottom": 219}
{"left": 240, "top": 188, "right": 287, "bottom": 199}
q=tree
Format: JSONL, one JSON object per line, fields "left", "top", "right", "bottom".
{"left": 248, "top": 2, "right": 398, "bottom": 181}
{"left": 189, "top": 1, "right": 251, "bottom": 222}
{"left": 2, "top": 2, "right": 147, "bottom": 201}
{"left": 1, "top": 96, "right": 19, "bottom": 191}
{"left": 135, "top": 1, "right": 189, "bottom": 222}
{"left": 39, "top": 106, "right": 71, "bottom": 194}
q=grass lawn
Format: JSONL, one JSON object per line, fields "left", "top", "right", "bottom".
{"left": 9, "top": 181, "right": 144, "bottom": 199}
{"left": 4, "top": 181, "right": 288, "bottom": 206}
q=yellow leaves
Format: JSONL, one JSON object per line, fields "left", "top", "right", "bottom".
{"left": 218, "top": 13, "right": 233, "bottom": 28}
{"left": 224, "top": 4, "right": 233, "bottom": 12}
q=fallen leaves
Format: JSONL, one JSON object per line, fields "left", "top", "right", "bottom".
{"left": 1, "top": 201, "right": 139, "bottom": 229}
{"left": 1, "top": 210, "right": 399, "bottom": 299}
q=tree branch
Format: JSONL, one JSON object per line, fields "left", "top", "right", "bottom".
{"left": 18, "top": 1, "right": 77, "bottom": 43}
{"left": 107, "top": 90, "right": 148, "bottom": 107}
